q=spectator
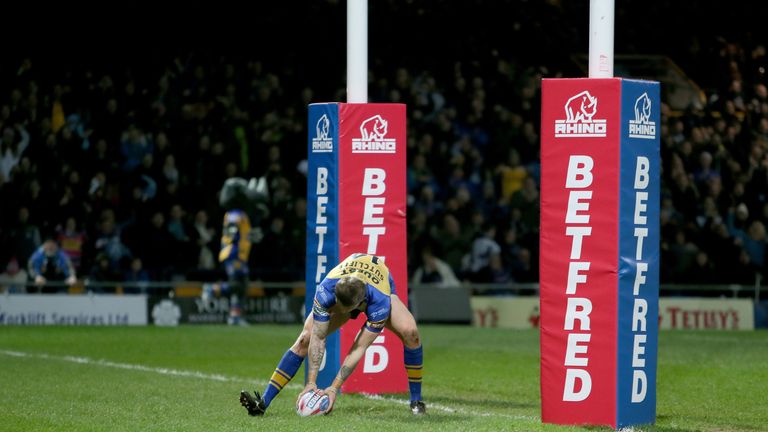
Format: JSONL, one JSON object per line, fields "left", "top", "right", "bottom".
{"left": 495, "top": 149, "right": 527, "bottom": 200}
{"left": 434, "top": 214, "right": 471, "bottom": 275}
{"left": 412, "top": 246, "right": 461, "bottom": 288}
{"left": 9, "top": 207, "right": 41, "bottom": 267}
{"left": 254, "top": 216, "right": 298, "bottom": 281}
{"left": 167, "top": 204, "right": 192, "bottom": 268}
{"left": 124, "top": 257, "right": 150, "bottom": 294}
{"left": 0, "top": 257, "right": 28, "bottom": 293}
{"left": 120, "top": 125, "right": 153, "bottom": 172}
{"left": 0, "top": 125, "right": 29, "bottom": 180}
{"left": 138, "top": 211, "right": 174, "bottom": 279}
{"left": 190, "top": 210, "right": 216, "bottom": 271}
{"left": 162, "top": 154, "right": 179, "bottom": 186}
{"left": 92, "top": 213, "right": 131, "bottom": 269}
{"left": 739, "top": 221, "right": 767, "bottom": 271}
{"left": 57, "top": 217, "right": 86, "bottom": 271}
{"left": 466, "top": 222, "right": 501, "bottom": 283}
{"left": 87, "top": 253, "right": 122, "bottom": 293}
{"left": 28, "top": 239, "right": 77, "bottom": 293}
{"left": 509, "top": 176, "right": 539, "bottom": 235}
{"left": 685, "top": 251, "right": 719, "bottom": 287}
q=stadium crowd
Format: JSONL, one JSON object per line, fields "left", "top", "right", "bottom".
{"left": 0, "top": 1, "right": 766, "bottom": 291}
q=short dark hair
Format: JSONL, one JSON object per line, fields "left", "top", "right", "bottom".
{"left": 336, "top": 276, "right": 365, "bottom": 307}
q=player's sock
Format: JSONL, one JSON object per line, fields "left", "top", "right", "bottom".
{"left": 263, "top": 349, "right": 304, "bottom": 408}
{"left": 404, "top": 345, "right": 423, "bottom": 402}
{"left": 228, "top": 294, "right": 243, "bottom": 325}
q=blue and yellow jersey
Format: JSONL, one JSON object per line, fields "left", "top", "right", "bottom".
{"left": 312, "top": 253, "right": 396, "bottom": 333}
{"left": 219, "top": 210, "right": 252, "bottom": 274}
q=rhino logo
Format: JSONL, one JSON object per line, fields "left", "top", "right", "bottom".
{"left": 629, "top": 92, "right": 656, "bottom": 139}
{"left": 360, "top": 115, "right": 388, "bottom": 141}
{"left": 311, "top": 113, "right": 333, "bottom": 152}
{"left": 554, "top": 90, "right": 606, "bottom": 138}
{"left": 316, "top": 114, "right": 330, "bottom": 140}
{"left": 565, "top": 91, "right": 598, "bottom": 122}
{"left": 352, "top": 114, "right": 396, "bottom": 153}
{"left": 634, "top": 92, "right": 652, "bottom": 123}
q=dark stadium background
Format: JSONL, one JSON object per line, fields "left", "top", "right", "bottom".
{"left": 1, "top": 0, "right": 767, "bottom": 295}
{"left": 1, "top": 3, "right": 768, "bottom": 431}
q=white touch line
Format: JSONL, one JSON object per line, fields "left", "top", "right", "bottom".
{"left": 360, "top": 393, "right": 538, "bottom": 422}
{"left": 0, "top": 349, "right": 290, "bottom": 388}
{"left": 0, "top": 349, "right": 535, "bottom": 421}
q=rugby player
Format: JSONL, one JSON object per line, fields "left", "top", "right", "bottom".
{"left": 240, "top": 253, "right": 426, "bottom": 415}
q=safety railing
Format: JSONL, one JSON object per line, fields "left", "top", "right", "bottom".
{"left": 1, "top": 279, "right": 764, "bottom": 301}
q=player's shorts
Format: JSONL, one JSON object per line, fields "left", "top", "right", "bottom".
{"left": 224, "top": 259, "right": 249, "bottom": 277}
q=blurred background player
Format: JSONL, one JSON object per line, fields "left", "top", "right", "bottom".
{"left": 28, "top": 239, "right": 77, "bottom": 293}
{"left": 240, "top": 253, "right": 426, "bottom": 416}
{"left": 210, "top": 177, "right": 268, "bottom": 325}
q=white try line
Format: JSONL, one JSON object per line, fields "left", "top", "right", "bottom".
{"left": 360, "top": 393, "right": 538, "bottom": 422}
{"left": 0, "top": 349, "right": 537, "bottom": 421}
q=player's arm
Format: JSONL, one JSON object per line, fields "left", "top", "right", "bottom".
{"left": 331, "top": 327, "right": 380, "bottom": 389}
{"left": 28, "top": 250, "right": 45, "bottom": 285}
{"left": 321, "top": 291, "right": 389, "bottom": 413}
{"left": 300, "top": 283, "right": 337, "bottom": 405}
{"left": 60, "top": 252, "right": 77, "bottom": 286}
{"left": 221, "top": 221, "right": 239, "bottom": 247}
{"left": 218, "top": 215, "right": 238, "bottom": 262}
{"left": 306, "top": 317, "right": 330, "bottom": 388}
{"left": 306, "top": 286, "right": 335, "bottom": 388}
{"left": 322, "top": 326, "right": 380, "bottom": 413}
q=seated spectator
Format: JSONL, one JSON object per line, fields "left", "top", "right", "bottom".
{"left": 466, "top": 222, "right": 501, "bottom": 283}
{"left": 93, "top": 214, "right": 131, "bottom": 268}
{"left": 685, "top": 251, "right": 719, "bottom": 289}
{"left": 739, "top": 221, "right": 767, "bottom": 271}
{"left": 434, "top": 214, "right": 472, "bottom": 275}
{"left": 124, "top": 257, "right": 150, "bottom": 294}
{"left": 412, "top": 247, "right": 461, "bottom": 288}
{"left": 0, "top": 257, "right": 28, "bottom": 293}
{"left": 87, "top": 253, "right": 123, "bottom": 293}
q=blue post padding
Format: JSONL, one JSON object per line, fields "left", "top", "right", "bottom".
{"left": 616, "top": 79, "right": 660, "bottom": 428}
{"left": 306, "top": 103, "right": 341, "bottom": 389}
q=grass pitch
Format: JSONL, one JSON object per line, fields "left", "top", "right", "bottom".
{"left": 0, "top": 325, "right": 766, "bottom": 431}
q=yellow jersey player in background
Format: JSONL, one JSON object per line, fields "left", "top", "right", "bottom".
{"left": 219, "top": 208, "right": 252, "bottom": 325}
{"left": 208, "top": 177, "right": 268, "bottom": 325}
{"left": 240, "top": 253, "right": 426, "bottom": 416}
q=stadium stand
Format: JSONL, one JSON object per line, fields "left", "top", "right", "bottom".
{"left": 0, "top": 1, "right": 766, "bottom": 290}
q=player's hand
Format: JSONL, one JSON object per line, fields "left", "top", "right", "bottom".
{"left": 297, "top": 383, "right": 318, "bottom": 406}
{"left": 34, "top": 275, "right": 46, "bottom": 286}
{"left": 322, "top": 386, "right": 338, "bottom": 414}
{"left": 65, "top": 276, "right": 77, "bottom": 286}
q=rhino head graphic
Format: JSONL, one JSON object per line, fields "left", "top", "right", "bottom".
{"left": 634, "top": 93, "right": 652, "bottom": 123}
{"left": 316, "top": 114, "right": 330, "bottom": 140}
{"left": 360, "top": 115, "right": 388, "bottom": 141}
{"left": 565, "top": 91, "right": 598, "bottom": 122}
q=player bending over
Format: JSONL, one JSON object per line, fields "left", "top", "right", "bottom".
{"left": 240, "top": 253, "right": 426, "bottom": 415}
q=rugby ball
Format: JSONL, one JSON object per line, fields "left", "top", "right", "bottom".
{"left": 296, "top": 390, "right": 330, "bottom": 416}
